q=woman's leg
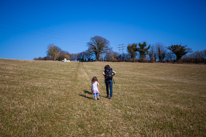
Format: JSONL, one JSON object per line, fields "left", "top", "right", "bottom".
{"left": 109, "top": 80, "right": 113, "bottom": 98}
{"left": 105, "top": 80, "right": 109, "bottom": 97}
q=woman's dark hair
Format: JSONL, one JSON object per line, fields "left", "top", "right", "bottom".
{"left": 104, "top": 65, "right": 110, "bottom": 70}
{"left": 92, "top": 76, "right": 98, "bottom": 83}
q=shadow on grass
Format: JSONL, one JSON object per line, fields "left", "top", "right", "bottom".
{"left": 83, "top": 90, "right": 108, "bottom": 99}
{"left": 100, "top": 96, "right": 108, "bottom": 99}
{"left": 83, "top": 90, "right": 92, "bottom": 94}
{"left": 78, "top": 90, "right": 94, "bottom": 100}
{"left": 78, "top": 94, "right": 94, "bottom": 100}
{"left": 81, "top": 90, "right": 109, "bottom": 100}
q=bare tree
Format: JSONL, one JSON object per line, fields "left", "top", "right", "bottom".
{"left": 105, "top": 49, "right": 118, "bottom": 61}
{"left": 47, "top": 44, "right": 61, "bottom": 60}
{"left": 148, "top": 45, "right": 156, "bottom": 62}
{"left": 70, "top": 54, "right": 78, "bottom": 61}
{"left": 77, "top": 52, "right": 84, "bottom": 62}
{"left": 156, "top": 43, "right": 166, "bottom": 62}
{"left": 87, "top": 36, "right": 111, "bottom": 61}
{"left": 57, "top": 50, "right": 70, "bottom": 61}
{"left": 165, "top": 52, "right": 175, "bottom": 61}
{"left": 84, "top": 50, "right": 92, "bottom": 61}
{"left": 182, "top": 49, "right": 206, "bottom": 63}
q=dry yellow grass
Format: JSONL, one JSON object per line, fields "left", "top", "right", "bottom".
{"left": 0, "top": 59, "right": 206, "bottom": 136}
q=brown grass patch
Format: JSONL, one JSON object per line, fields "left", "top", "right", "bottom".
{"left": 0, "top": 59, "right": 206, "bottom": 136}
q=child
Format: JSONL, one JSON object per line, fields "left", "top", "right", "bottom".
{"left": 91, "top": 76, "right": 100, "bottom": 100}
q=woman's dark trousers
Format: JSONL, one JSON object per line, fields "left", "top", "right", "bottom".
{"left": 105, "top": 80, "right": 113, "bottom": 98}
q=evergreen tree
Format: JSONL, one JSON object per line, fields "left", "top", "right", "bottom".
{"left": 127, "top": 43, "right": 137, "bottom": 62}
{"left": 168, "top": 45, "right": 191, "bottom": 61}
{"left": 136, "top": 42, "right": 150, "bottom": 60}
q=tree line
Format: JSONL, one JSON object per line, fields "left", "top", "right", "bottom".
{"left": 34, "top": 36, "right": 206, "bottom": 64}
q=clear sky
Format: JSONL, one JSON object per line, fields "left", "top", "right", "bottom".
{"left": 0, "top": 0, "right": 206, "bottom": 60}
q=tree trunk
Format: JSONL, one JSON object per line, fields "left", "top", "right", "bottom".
{"left": 96, "top": 53, "right": 99, "bottom": 61}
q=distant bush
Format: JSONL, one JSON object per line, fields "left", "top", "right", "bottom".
{"left": 34, "top": 56, "right": 53, "bottom": 60}
{"left": 181, "top": 50, "right": 206, "bottom": 64}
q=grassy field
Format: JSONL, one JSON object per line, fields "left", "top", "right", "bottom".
{"left": 0, "top": 59, "right": 206, "bottom": 136}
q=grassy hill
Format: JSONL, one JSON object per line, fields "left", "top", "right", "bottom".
{"left": 0, "top": 59, "right": 206, "bottom": 136}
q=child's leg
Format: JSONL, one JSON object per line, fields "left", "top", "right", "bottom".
{"left": 96, "top": 93, "right": 99, "bottom": 98}
{"left": 94, "top": 93, "right": 97, "bottom": 99}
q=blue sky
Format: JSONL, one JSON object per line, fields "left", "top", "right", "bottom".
{"left": 0, "top": 0, "right": 206, "bottom": 60}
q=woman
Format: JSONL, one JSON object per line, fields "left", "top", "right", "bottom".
{"left": 102, "top": 65, "right": 116, "bottom": 99}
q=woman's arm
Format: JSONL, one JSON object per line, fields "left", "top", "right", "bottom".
{"left": 113, "top": 70, "right": 116, "bottom": 75}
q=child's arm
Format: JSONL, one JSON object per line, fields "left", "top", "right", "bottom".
{"left": 97, "top": 82, "right": 99, "bottom": 92}
{"left": 91, "top": 83, "right": 92, "bottom": 92}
